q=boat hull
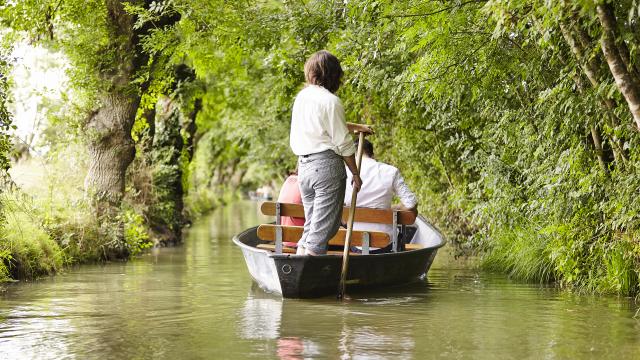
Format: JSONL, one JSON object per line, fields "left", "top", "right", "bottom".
{"left": 233, "top": 217, "right": 444, "bottom": 298}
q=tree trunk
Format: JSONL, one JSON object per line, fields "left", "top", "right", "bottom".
{"left": 84, "top": 92, "right": 138, "bottom": 208}
{"left": 80, "top": 1, "right": 141, "bottom": 258}
{"left": 83, "top": 92, "right": 138, "bottom": 258}
{"left": 84, "top": 0, "right": 139, "bottom": 205}
{"left": 591, "top": 3, "right": 640, "bottom": 84}
{"left": 597, "top": 3, "right": 640, "bottom": 130}
{"left": 589, "top": 126, "right": 607, "bottom": 172}
{"left": 560, "top": 19, "right": 627, "bottom": 164}
{"left": 615, "top": 37, "right": 640, "bottom": 83}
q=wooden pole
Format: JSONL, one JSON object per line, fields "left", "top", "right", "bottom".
{"left": 338, "top": 131, "right": 365, "bottom": 300}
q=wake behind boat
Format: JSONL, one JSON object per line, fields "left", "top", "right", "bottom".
{"left": 233, "top": 202, "right": 445, "bottom": 298}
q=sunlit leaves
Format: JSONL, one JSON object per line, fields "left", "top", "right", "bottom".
{"left": 0, "top": 47, "right": 13, "bottom": 171}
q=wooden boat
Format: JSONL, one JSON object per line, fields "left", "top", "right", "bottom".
{"left": 233, "top": 202, "right": 446, "bottom": 298}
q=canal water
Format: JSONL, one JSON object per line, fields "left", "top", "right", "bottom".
{"left": 1, "top": 201, "right": 639, "bottom": 359}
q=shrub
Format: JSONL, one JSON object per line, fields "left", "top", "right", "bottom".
{"left": 122, "top": 207, "right": 152, "bottom": 256}
{"left": 0, "top": 194, "right": 63, "bottom": 279}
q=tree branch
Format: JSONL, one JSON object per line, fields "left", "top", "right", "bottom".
{"left": 597, "top": 2, "right": 640, "bottom": 130}
{"left": 382, "top": 0, "right": 486, "bottom": 19}
{"left": 392, "top": 42, "right": 486, "bottom": 84}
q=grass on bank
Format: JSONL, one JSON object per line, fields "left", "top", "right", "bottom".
{"left": 0, "top": 201, "right": 63, "bottom": 281}
{"left": 478, "top": 222, "right": 640, "bottom": 295}
{"left": 1, "top": 145, "right": 152, "bottom": 282}
{"left": 418, "top": 182, "right": 640, "bottom": 296}
{"left": 481, "top": 226, "right": 556, "bottom": 284}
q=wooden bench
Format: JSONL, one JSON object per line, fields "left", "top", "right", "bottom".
{"left": 260, "top": 202, "right": 417, "bottom": 225}
{"left": 258, "top": 201, "right": 416, "bottom": 255}
{"left": 256, "top": 244, "right": 362, "bottom": 256}
{"left": 256, "top": 243, "right": 422, "bottom": 255}
{"left": 257, "top": 224, "right": 389, "bottom": 255}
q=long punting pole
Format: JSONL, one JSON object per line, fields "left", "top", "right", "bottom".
{"left": 338, "top": 131, "right": 365, "bottom": 300}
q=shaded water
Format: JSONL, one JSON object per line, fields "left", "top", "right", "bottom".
{"left": 1, "top": 201, "right": 639, "bottom": 359}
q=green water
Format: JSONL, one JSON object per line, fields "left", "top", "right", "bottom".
{"left": 1, "top": 201, "right": 639, "bottom": 359}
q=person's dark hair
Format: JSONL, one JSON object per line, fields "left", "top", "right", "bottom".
{"left": 355, "top": 138, "right": 374, "bottom": 158}
{"left": 304, "top": 50, "right": 343, "bottom": 93}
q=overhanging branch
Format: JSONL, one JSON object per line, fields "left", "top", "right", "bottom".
{"left": 382, "top": 0, "right": 486, "bottom": 19}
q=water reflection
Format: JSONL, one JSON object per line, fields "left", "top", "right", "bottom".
{"left": 0, "top": 306, "right": 73, "bottom": 358}
{"left": 277, "top": 337, "right": 306, "bottom": 359}
{"left": 238, "top": 285, "right": 423, "bottom": 359}
{"left": 239, "top": 287, "right": 282, "bottom": 340}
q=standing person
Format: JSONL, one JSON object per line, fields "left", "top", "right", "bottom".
{"left": 344, "top": 139, "right": 418, "bottom": 250}
{"left": 290, "top": 50, "right": 371, "bottom": 255}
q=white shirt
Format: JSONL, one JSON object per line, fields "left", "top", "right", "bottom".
{"left": 290, "top": 85, "right": 356, "bottom": 157}
{"left": 344, "top": 157, "right": 418, "bottom": 239}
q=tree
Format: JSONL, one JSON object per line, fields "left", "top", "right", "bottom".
{"left": 0, "top": 47, "right": 12, "bottom": 174}
{"left": 1, "top": 0, "right": 181, "bottom": 256}
{"left": 596, "top": 2, "right": 640, "bottom": 130}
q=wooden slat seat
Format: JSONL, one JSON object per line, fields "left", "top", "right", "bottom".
{"left": 257, "top": 243, "right": 421, "bottom": 254}
{"left": 257, "top": 224, "right": 389, "bottom": 248}
{"left": 260, "top": 202, "right": 416, "bottom": 225}
{"left": 256, "top": 243, "right": 361, "bottom": 256}
{"left": 257, "top": 244, "right": 296, "bottom": 253}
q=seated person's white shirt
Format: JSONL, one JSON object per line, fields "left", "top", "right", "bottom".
{"left": 344, "top": 157, "right": 418, "bottom": 244}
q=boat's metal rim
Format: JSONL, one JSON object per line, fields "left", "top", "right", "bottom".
{"left": 416, "top": 214, "right": 447, "bottom": 248}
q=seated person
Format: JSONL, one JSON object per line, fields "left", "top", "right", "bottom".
{"left": 277, "top": 169, "right": 305, "bottom": 227}
{"left": 344, "top": 139, "right": 418, "bottom": 252}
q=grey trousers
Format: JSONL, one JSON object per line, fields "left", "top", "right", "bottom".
{"left": 297, "top": 150, "right": 346, "bottom": 254}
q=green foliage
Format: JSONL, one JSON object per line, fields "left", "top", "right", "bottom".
{"left": 0, "top": 142, "right": 154, "bottom": 281}
{"left": 12, "top": 144, "right": 105, "bottom": 263}
{"left": 0, "top": 193, "right": 63, "bottom": 279}
{"left": 170, "top": 0, "right": 640, "bottom": 295}
{"left": 0, "top": 248, "right": 11, "bottom": 282}
{"left": 483, "top": 226, "right": 556, "bottom": 283}
{"left": 147, "top": 99, "right": 185, "bottom": 239}
{"left": 184, "top": 130, "right": 241, "bottom": 217}
{"left": 122, "top": 207, "right": 152, "bottom": 256}
{"left": 0, "top": 45, "right": 13, "bottom": 172}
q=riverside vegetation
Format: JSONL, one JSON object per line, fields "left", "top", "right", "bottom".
{"left": 0, "top": 1, "right": 639, "bottom": 296}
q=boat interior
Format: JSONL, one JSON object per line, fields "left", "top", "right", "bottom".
{"left": 252, "top": 201, "right": 425, "bottom": 256}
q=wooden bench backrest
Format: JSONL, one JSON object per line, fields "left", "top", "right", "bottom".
{"left": 257, "top": 224, "right": 390, "bottom": 248}
{"left": 260, "top": 202, "right": 416, "bottom": 225}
